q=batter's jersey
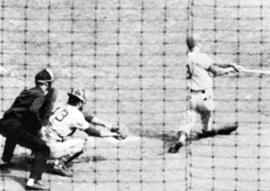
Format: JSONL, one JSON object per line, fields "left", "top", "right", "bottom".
{"left": 187, "top": 52, "right": 214, "bottom": 90}
{"left": 42, "top": 104, "right": 90, "bottom": 142}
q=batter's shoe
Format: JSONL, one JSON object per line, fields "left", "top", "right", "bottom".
{"left": 26, "top": 180, "right": 49, "bottom": 190}
{"left": 168, "top": 142, "right": 183, "bottom": 153}
{"left": 198, "top": 124, "right": 238, "bottom": 139}
{"left": 215, "top": 124, "right": 238, "bottom": 135}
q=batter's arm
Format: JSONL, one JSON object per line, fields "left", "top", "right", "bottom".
{"left": 213, "top": 61, "right": 242, "bottom": 72}
{"left": 208, "top": 65, "right": 236, "bottom": 76}
{"left": 213, "top": 62, "right": 232, "bottom": 68}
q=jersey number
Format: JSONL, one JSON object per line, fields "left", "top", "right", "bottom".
{"left": 55, "top": 109, "right": 69, "bottom": 122}
{"left": 186, "top": 65, "right": 192, "bottom": 79}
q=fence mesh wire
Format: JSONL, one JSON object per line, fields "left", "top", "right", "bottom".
{"left": 0, "top": 0, "right": 270, "bottom": 191}
{"left": 187, "top": 0, "right": 270, "bottom": 191}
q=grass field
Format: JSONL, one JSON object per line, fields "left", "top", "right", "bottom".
{"left": 0, "top": 0, "right": 270, "bottom": 190}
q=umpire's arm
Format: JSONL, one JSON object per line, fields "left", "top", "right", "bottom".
{"left": 30, "top": 88, "right": 57, "bottom": 126}
{"left": 29, "top": 96, "right": 46, "bottom": 123}
{"left": 41, "top": 88, "right": 57, "bottom": 124}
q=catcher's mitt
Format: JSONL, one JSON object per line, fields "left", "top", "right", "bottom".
{"left": 111, "top": 127, "right": 127, "bottom": 140}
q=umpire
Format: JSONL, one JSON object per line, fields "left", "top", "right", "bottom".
{"left": 0, "top": 68, "right": 57, "bottom": 190}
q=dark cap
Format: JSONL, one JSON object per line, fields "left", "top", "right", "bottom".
{"left": 35, "top": 68, "right": 55, "bottom": 84}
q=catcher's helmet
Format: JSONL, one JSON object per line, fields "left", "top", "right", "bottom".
{"left": 35, "top": 68, "right": 54, "bottom": 84}
{"left": 68, "top": 88, "right": 86, "bottom": 103}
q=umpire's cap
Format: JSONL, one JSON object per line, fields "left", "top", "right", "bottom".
{"left": 68, "top": 88, "right": 86, "bottom": 103}
{"left": 186, "top": 33, "right": 201, "bottom": 51}
{"left": 35, "top": 68, "right": 55, "bottom": 84}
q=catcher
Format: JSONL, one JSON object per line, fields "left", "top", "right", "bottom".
{"left": 41, "top": 88, "right": 126, "bottom": 176}
{"left": 168, "top": 34, "right": 241, "bottom": 153}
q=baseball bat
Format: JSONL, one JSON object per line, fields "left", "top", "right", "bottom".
{"left": 240, "top": 66, "right": 270, "bottom": 75}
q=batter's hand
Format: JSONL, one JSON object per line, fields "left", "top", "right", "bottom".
{"left": 230, "top": 63, "right": 244, "bottom": 72}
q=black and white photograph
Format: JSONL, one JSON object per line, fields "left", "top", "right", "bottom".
{"left": 0, "top": 0, "right": 269, "bottom": 190}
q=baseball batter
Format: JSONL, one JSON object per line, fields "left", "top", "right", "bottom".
{"left": 168, "top": 34, "right": 241, "bottom": 153}
{"left": 42, "top": 88, "right": 125, "bottom": 176}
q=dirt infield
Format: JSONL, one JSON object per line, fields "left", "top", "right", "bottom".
{"left": 1, "top": 121, "right": 270, "bottom": 191}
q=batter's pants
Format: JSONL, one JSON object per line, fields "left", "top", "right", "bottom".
{"left": 179, "top": 89, "right": 215, "bottom": 135}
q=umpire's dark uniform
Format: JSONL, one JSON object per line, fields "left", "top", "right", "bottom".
{"left": 0, "top": 69, "right": 56, "bottom": 182}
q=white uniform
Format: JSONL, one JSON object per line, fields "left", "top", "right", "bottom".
{"left": 42, "top": 104, "right": 89, "bottom": 159}
{"left": 187, "top": 52, "right": 213, "bottom": 90}
{"left": 181, "top": 51, "right": 215, "bottom": 135}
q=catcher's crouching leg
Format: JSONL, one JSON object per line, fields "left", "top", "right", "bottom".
{"left": 61, "top": 138, "right": 86, "bottom": 165}
{"left": 49, "top": 138, "right": 86, "bottom": 177}
{"left": 50, "top": 149, "right": 84, "bottom": 177}
{"left": 63, "top": 150, "right": 84, "bottom": 166}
